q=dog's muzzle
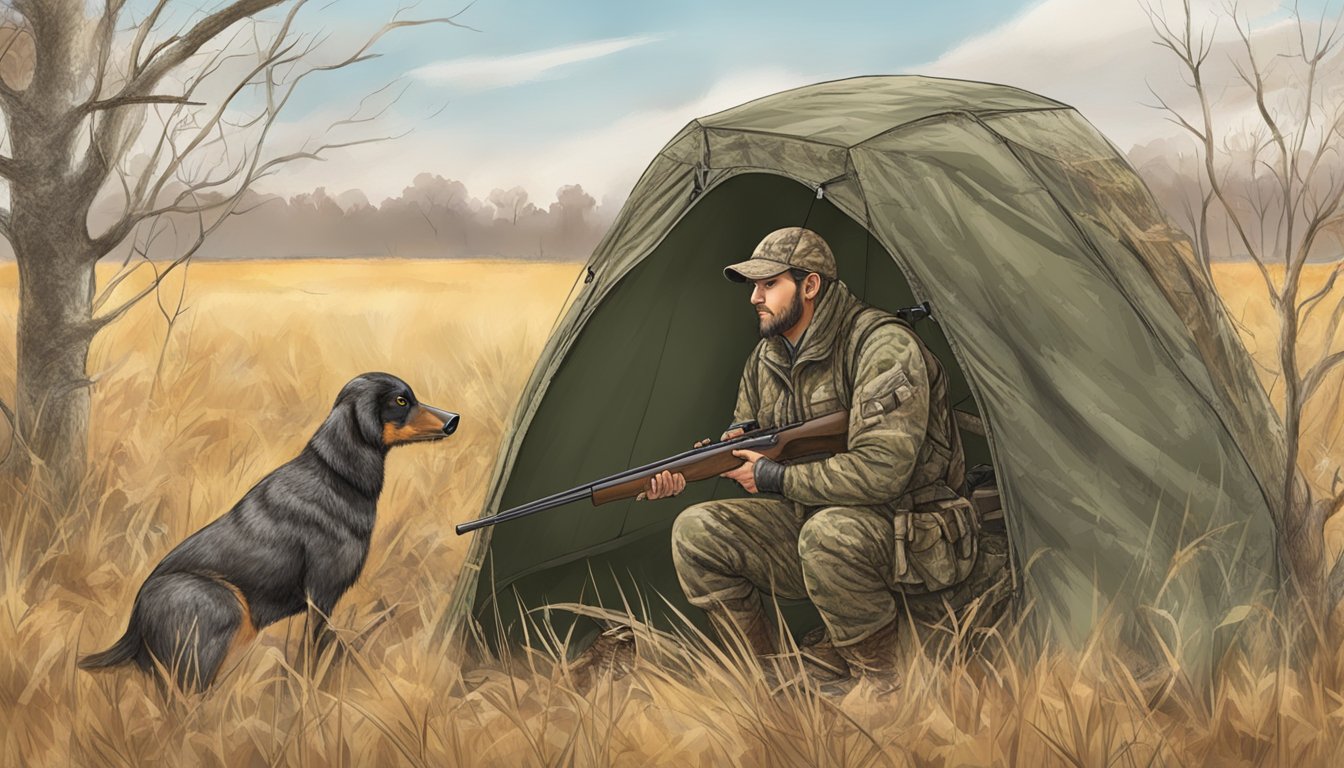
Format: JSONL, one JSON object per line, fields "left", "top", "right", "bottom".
{"left": 422, "top": 404, "right": 460, "bottom": 437}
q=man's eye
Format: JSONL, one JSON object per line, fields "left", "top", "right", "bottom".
{"left": 764, "top": 280, "right": 775, "bottom": 288}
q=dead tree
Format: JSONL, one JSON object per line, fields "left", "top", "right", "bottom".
{"left": 1144, "top": 0, "right": 1344, "bottom": 609}
{"left": 0, "top": 1, "right": 467, "bottom": 495}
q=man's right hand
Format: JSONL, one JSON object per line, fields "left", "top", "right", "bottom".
{"left": 638, "top": 427, "right": 749, "bottom": 501}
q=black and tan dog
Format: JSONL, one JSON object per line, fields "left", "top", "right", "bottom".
{"left": 78, "top": 372, "right": 459, "bottom": 692}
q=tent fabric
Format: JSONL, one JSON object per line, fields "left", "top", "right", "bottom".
{"left": 444, "top": 76, "right": 1285, "bottom": 663}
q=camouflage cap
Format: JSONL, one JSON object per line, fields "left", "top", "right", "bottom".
{"left": 724, "top": 227, "right": 837, "bottom": 283}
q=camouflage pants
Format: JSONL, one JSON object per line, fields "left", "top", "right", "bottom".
{"left": 671, "top": 498, "right": 915, "bottom": 646}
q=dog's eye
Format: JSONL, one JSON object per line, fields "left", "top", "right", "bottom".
{"left": 395, "top": 396, "right": 408, "bottom": 407}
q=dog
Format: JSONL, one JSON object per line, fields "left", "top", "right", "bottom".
{"left": 78, "top": 372, "right": 459, "bottom": 692}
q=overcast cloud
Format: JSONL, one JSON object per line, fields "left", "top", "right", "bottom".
{"left": 410, "top": 35, "right": 661, "bottom": 91}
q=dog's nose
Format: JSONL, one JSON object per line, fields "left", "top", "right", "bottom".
{"left": 443, "top": 414, "right": 460, "bottom": 435}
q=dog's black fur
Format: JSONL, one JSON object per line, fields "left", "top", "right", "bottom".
{"left": 78, "top": 372, "right": 459, "bottom": 692}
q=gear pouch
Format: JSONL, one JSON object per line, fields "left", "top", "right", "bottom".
{"left": 893, "top": 497, "right": 977, "bottom": 591}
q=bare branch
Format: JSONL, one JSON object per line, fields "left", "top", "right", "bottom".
{"left": 91, "top": 216, "right": 177, "bottom": 313}
{"left": 130, "top": 8, "right": 311, "bottom": 200}
{"left": 329, "top": 79, "right": 410, "bottom": 131}
{"left": 1143, "top": 83, "right": 1207, "bottom": 142}
{"left": 74, "top": 1, "right": 298, "bottom": 217}
{"left": 250, "top": 133, "right": 412, "bottom": 179}
{"left": 127, "top": 0, "right": 173, "bottom": 79}
{"left": 86, "top": 240, "right": 204, "bottom": 337}
{"left": 1320, "top": 281, "right": 1344, "bottom": 359}
{"left": 86, "top": 0, "right": 129, "bottom": 111}
{"left": 1302, "top": 349, "right": 1344, "bottom": 404}
{"left": 0, "top": 395, "right": 30, "bottom": 469}
{"left": 88, "top": 16, "right": 308, "bottom": 254}
{"left": 81, "top": 94, "right": 205, "bottom": 115}
{"left": 1298, "top": 262, "right": 1344, "bottom": 326}
{"left": 116, "top": 29, "right": 255, "bottom": 223}
{"left": 131, "top": 0, "right": 292, "bottom": 93}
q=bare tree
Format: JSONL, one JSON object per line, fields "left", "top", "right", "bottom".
{"left": 489, "top": 185, "right": 529, "bottom": 225}
{"left": 1144, "top": 0, "right": 1344, "bottom": 609}
{"left": 0, "top": 1, "right": 468, "bottom": 493}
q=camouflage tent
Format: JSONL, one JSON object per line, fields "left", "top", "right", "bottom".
{"left": 444, "top": 76, "right": 1285, "bottom": 669}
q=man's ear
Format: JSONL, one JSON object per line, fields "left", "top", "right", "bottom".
{"left": 803, "top": 273, "right": 822, "bottom": 300}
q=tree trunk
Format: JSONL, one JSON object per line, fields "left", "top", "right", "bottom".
{"left": 12, "top": 225, "right": 95, "bottom": 491}
{"left": 0, "top": 4, "right": 100, "bottom": 495}
{"left": 1279, "top": 294, "right": 1326, "bottom": 603}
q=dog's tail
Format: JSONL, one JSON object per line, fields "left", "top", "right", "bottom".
{"left": 78, "top": 621, "right": 141, "bottom": 670}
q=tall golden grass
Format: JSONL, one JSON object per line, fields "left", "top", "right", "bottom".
{"left": 0, "top": 259, "right": 1341, "bottom": 766}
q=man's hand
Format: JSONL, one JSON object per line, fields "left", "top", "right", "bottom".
{"left": 721, "top": 449, "right": 766, "bottom": 493}
{"left": 639, "top": 427, "right": 750, "bottom": 500}
{"left": 693, "top": 426, "right": 746, "bottom": 449}
{"left": 637, "top": 469, "right": 686, "bottom": 501}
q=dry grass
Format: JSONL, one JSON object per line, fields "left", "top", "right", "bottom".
{"left": 0, "top": 259, "right": 1341, "bottom": 766}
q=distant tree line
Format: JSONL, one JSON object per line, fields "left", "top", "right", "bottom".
{"left": 1128, "top": 136, "right": 1344, "bottom": 266}
{"left": 0, "top": 172, "right": 618, "bottom": 262}
{"left": 0, "top": 143, "right": 1314, "bottom": 265}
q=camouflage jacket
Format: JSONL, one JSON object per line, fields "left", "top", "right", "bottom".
{"left": 732, "top": 281, "right": 966, "bottom": 512}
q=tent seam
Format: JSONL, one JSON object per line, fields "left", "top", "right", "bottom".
{"left": 851, "top": 106, "right": 1076, "bottom": 150}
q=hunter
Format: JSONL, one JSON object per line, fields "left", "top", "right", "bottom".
{"left": 640, "top": 226, "right": 979, "bottom": 693}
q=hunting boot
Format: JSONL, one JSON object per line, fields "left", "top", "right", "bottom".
{"left": 790, "top": 626, "right": 854, "bottom": 693}
{"left": 704, "top": 597, "right": 777, "bottom": 657}
{"left": 704, "top": 601, "right": 848, "bottom": 691}
{"left": 835, "top": 619, "right": 902, "bottom": 695}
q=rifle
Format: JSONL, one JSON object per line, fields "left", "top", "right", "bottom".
{"left": 454, "top": 409, "right": 849, "bottom": 535}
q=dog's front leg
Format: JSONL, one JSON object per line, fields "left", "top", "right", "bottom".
{"left": 299, "top": 591, "right": 342, "bottom": 674}
{"left": 299, "top": 540, "right": 365, "bottom": 675}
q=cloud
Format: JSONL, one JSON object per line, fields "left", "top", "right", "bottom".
{"left": 920, "top": 0, "right": 1285, "bottom": 151}
{"left": 410, "top": 35, "right": 660, "bottom": 91}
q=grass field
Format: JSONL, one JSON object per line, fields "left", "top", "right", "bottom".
{"left": 1, "top": 259, "right": 1343, "bottom": 766}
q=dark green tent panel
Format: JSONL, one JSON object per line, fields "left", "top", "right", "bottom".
{"left": 445, "top": 76, "right": 1285, "bottom": 664}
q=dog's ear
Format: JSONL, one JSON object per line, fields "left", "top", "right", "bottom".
{"left": 334, "top": 386, "right": 384, "bottom": 447}
{"left": 353, "top": 391, "right": 384, "bottom": 447}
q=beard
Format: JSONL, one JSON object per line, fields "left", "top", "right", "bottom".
{"left": 758, "top": 290, "right": 805, "bottom": 339}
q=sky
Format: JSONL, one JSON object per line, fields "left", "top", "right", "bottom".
{"left": 250, "top": 0, "right": 1313, "bottom": 206}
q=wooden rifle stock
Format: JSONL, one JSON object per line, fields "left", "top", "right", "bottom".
{"left": 454, "top": 410, "right": 849, "bottom": 535}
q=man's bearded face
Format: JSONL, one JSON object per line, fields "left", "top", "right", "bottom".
{"left": 751, "top": 274, "right": 805, "bottom": 339}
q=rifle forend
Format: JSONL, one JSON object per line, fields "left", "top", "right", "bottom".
{"left": 454, "top": 410, "right": 849, "bottom": 535}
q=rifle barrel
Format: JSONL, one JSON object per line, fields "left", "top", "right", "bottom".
{"left": 455, "top": 485, "right": 593, "bottom": 534}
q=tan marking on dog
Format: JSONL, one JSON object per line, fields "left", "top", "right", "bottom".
{"left": 382, "top": 406, "right": 446, "bottom": 445}
{"left": 213, "top": 578, "right": 258, "bottom": 675}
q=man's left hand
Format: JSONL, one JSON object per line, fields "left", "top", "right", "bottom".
{"left": 722, "top": 449, "right": 765, "bottom": 493}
